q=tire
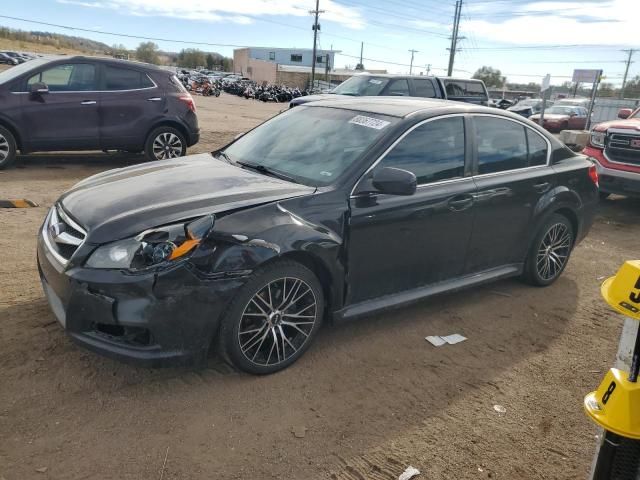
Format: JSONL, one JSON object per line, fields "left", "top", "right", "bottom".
{"left": 144, "top": 126, "right": 187, "bottom": 161}
{"left": 599, "top": 191, "right": 611, "bottom": 200}
{"left": 0, "top": 125, "right": 17, "bottom": 170}
{"left": 219, "top": 260, "right": 325, "bottom": 375}
{"left": 522, "top": 213, "right": 574, "bottom": 287}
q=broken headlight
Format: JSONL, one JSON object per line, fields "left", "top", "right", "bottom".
{"left": 85, "top": 215, "right": 214, "bottom": 270}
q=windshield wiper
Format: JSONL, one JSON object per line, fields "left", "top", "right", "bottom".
{"left": 236, "top": 161, "right": 298, "bottom": 184}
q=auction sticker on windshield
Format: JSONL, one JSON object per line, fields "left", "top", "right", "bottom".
{"left": 349, "top": 115, "right": 391, "bottom": 130}
{"left": 368, "top": 79, "right": 383, "bottom": 84}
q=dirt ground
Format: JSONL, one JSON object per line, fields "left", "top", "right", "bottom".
{"left": 1, "top": 93, "right": 639, "bottom": 480}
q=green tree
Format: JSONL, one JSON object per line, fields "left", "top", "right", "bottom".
{"left": 472, "top": 66, "right": 506, "bottom": 88}
{"left": 135, "top": 41, "right": 160, "bottom": 64}
{"left": 206, "top": 53, "right": 215, "bottom": 70}
{"left": 222, "top": 57, "right": 233, "bottom": 72}
{"left": 178, "top": 48, "right": 206, "bottom": 69}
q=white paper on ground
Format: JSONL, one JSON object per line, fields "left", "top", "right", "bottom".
{"left": 442, "top": 334, "right": 467, "bottom": 345}
{"left": 398, "top": 466, "right": 420, "bottom": 480}
{"left": 425, "top": 335, "right": 447, "bottom": 347}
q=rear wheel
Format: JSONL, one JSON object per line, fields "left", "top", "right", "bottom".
{"left": 522, "top": 214, "right": 574, "bottom": 286}
{"left": 0, "top": 126, "right": 17, "bottom": 169}
{"left": 219, "top": 260, "right": 324, "bottom": 375}
{"left": 144, "top": 126, "right": 186, "bottom": 161}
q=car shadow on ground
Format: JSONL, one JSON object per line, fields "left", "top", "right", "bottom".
{"left": 1, "top": 274, "right": 582, "bottom": 478}
{"left": 14, "top": 151, "right": 146, "bottom": 169}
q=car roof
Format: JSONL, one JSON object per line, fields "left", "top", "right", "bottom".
{"left": 351, "top": 73, "right": 484, "bottom": 82}
{"left": 302, "top": 96, "right": 495, "bottom": 118}
{"left": 40, "top": 55, "right": 167, "bottom": 72}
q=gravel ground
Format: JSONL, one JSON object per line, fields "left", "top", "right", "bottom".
{"left": 1, "top": 93, "right": 639, "bottom": 480}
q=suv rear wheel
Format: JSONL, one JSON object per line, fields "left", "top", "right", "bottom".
{"left": 522, "top": 213, "right": 574, "bottom": 286}
{"left": 0, "top": 126, "right": 17, "bottom": 169}
{"left": 144, "top": 126, "right": 187, "bottom": 161}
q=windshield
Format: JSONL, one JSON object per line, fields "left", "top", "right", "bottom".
{"left": 332, "top": 76, "right": 390, "bottom": 96}
{"left": 546, "top": 106, "right": 576, "bottom": 115}
{"left": 223, "top": 106, "right": 397, "bottom": 186}
{"left": 0, "top": 58, "right": 48, "bottom": 85}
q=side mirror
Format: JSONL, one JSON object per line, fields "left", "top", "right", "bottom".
{"left": 30, "top": 82, "right": 49, "bottom": 95}
{"left": 618, "top": 108, "right": 632, "bottom": 119}
{"left": 372, "top": 167, "right": 417, "bottom": 196}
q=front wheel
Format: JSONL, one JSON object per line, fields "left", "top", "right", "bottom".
{"left": 144, "top": 126, "right": 187, "bottom": 161}
{"left": 522, "top": 214, "right": 574, "bottom": 286}
{"left": 219, "top": 260, "right": 324, "bottom": 375}
{"left": 0, "top": 126, "right": 18, "bottom": 169}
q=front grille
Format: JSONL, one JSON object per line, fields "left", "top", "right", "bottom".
{"left": 43, "top": 205, "right": 87, "bottom": 265}
{"left": 605, "top": 131, "right": 640, "bottom": 166}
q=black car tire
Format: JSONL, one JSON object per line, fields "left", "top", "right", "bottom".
{"left": 522, "top": 213, "right": 574, "bottom": 287}
{"left": 219, "top": 260, "right": 324, "bottom": 375}
{"left": 144, "top": 126, "right": 187, "bottom": 161}
{"left": 0, "top": 125, "right": 17, "bottom": 170}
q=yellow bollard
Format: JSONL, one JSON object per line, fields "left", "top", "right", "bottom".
{"left": 584, "top": 261, "right": 640, "bottom": 479}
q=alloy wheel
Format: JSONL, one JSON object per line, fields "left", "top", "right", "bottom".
{"left": 536, "top": 223, "right": 571, "bottom": 281}
{"left": 152, "top": 132, "right": 183, "bottom": 160}
{"left": 238, "top": 277, "right": 317, "bottom": 367}
{"left": 0, "top": 133, "right": 9, "bottom": 162}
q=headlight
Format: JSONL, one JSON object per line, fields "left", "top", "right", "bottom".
{"left": 590, "top": 130, "right": 605, "bottom": 148}
{"left": 85, "top": 214, "right": 214, "bottom": 270}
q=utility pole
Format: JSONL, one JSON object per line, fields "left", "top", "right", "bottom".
{"left": 408, "top": 49, "right": 418, "bottom": 75}
{"left": 620, "top": 49, "right": 635, "bottom": 99}
{"left": 310, "top": 0, "right": 324, "bottom": 90}
{"left": 447, "top": 0, "right": 462, "bottom": 76}
{"left": 426, "top": 63, "right": 431, "bottom": 76}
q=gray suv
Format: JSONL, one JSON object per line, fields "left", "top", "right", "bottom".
{"left": 290, "top": 73, "right": 489, "bottom": 107}
{"left": 0, "top": 56, "right": 200, "bottom": 169}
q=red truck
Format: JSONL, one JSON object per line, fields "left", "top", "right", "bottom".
{"left": 583, "top": 107, "right": 640, "bottom": 198}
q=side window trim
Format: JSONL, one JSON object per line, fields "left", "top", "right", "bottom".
{"left": 350, "top": 113, "right": 469, "bottom": 196}
{"left": 469, "top": 113, "right": 552, "bottom": 178}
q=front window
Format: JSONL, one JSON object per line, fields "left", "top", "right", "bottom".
{"left": 332, "top": 76, "right": 390, "bottom": 96}
{"left": 0, "top": 58, "right": 49, "bottom": 86}
{"left": 223, "top": 107, "right": 398, "bottom": 187}
{"left": 376, "top": 117, "right": 465, "bottom": 185}
{"left": 27, "top": 63, "right": 96, "bottom": 91}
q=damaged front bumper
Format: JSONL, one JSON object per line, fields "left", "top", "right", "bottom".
{"left": 37, "top": 233, "right": 246, "bottom": 367}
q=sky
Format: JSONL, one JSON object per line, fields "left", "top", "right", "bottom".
{"left": 1, "top": 0, "right": 639, "bottom": 86}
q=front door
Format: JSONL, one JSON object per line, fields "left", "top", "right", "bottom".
{"left": 22, "top": 62, "right": 100, "bottom": 150}
{"left": 466, "top": 115, "right": 555, "bottom": 273}
{"left": 98, "top": 64, "right": 164, "bottom": 150}
{"left": 347, "top": 115, "right": 476, "bottom": 303}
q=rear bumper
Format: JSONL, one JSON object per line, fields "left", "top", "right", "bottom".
{"left": 37, "top": 233, "right": 245, "bottom": 367}
{"left": 584, "top": 146, "right": 640, "bottom": 197}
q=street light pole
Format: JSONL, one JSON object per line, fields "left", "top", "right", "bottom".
{"left": 310, "top": 0, "right": 324, "bottom": 90}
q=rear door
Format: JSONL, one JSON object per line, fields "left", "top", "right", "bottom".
{"left": 98, "top": 64, "right": 164, "bottom": 150}
{"left": 21, "top": 62, "right": 100, "bottom": 150}
{"left": 568, "top": 107, "right": 588, "bottom": 130}
{"left": 410, "top": 78, "right": 440, "bottom": 99}
{"left": 465, "top": 115, "right": 554, "bottom": 273}
{"left": 347, "top": 115, "right": 476, "bottom": 303}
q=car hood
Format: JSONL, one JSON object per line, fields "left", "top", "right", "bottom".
{"left": 290, "top": 93, "right": 342, "bottom": 106}
{"left": 59, "top": 153, "right": 315, "bottom": 244}
{"left": 593, "top": 118, "right": 640, "bottom": 132}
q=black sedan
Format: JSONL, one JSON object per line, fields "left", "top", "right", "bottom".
{"left": 38, "top": 98, "right": 599, "bottom": 374}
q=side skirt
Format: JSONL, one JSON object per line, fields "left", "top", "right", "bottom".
{"left": 333, "top": 263, "right": 523, "bottom": 322}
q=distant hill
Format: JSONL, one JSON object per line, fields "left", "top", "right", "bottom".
{"left": 0, "top": 26, "right": 112, "bottom": 54}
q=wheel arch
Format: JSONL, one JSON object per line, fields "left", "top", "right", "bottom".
{"left": 146, "top": 120, "right": 190, "bottom": 145}
{"left": 0, "top": 116, "right": 23, "bottom": 151}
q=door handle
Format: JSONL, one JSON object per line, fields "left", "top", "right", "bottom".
{"left": 80, "top": 100, "right": 96, "bottom": 105}
{"left": 533, "top": 182, "right": 551, "bottom": 193}
{"left": 448, "top": 195, "right": 474, "bottom": 212}
{"left": 147, "top": 97, "right": 162, "bottom": 102}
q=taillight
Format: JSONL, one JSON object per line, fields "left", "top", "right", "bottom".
{"left": 178, "top": 94, "right": 196, "bottom": 113}
{"left": 588, "top": 164, "right": 599, "bottom": 187}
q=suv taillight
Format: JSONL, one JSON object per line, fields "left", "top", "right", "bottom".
{"left": 179, "top": 95, "right": 196, "bottom": 113}
{"left": 588, "top": 164, "right": 599, "bottom": 187}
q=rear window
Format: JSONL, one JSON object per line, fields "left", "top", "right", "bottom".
{"left": 104, "top": 66, "right": 155, "bottom": 90}
{"left": 444, "top": 80, "right": 487, "bottom": 98}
